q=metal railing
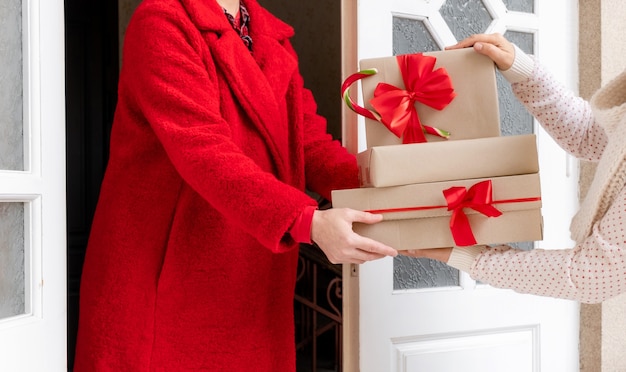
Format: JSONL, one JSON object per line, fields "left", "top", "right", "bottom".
{"left": 295, "top": 245, "right": 343, "bottom": 372}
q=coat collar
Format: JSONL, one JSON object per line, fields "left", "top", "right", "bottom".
{"left": 179, "top": 0, "right": 300, "bottom": 182}
{"left": 180, "top": 0, "right": 294, "bottom": 39}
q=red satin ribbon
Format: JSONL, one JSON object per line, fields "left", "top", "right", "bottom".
{"left": 365, "top": 196, "right": 539, "bottom": 215}
{"left": 443, "top": 180, "right": 502, "bottom": 246}
{"left": 370, "top": 54, "right": 456, "bottom": 143}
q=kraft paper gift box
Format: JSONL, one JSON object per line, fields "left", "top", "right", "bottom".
{"left": 332, "top": 174, "right": 543, "bottom": 250}
{"left": 358, "top": 134, "right": 538, "bottom": 188}
{"left": 343, "top": 48, "right": 500, "bottom": 148}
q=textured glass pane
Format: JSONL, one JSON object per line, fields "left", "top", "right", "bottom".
{"left": 506, "top": 30, "right": 534, "bottom": 55}
{"left": 392, "top": 15, "right": 460, "bottom": 289}
{"left": 502, "top": 0, "right": 534, "bottom": 13}
{"left": 0, "top": 203, "right": 25, "bottom": 319}
{"left": 394, "top": 255, "right": 459, "bottom": 290}
{"left": 499, "top": 31, "right": 534, "bottom": 136}
{"left": 0, "top": 1, "right": 24, "bottom": 171}
{"left": 440, "top": 0, "right": 493, "bottom": 42}
{"left": 508, "top": 241, "right": 533, "bottom": 251}
{"left": 393, "top": 16, "right": 438, "bottom": 55}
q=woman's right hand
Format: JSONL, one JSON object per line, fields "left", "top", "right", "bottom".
{"left": 310, "top": 208, "right": 398, "bottom": 265}
{"left": 446, "top": 33, "right": 515, "bottom": 71}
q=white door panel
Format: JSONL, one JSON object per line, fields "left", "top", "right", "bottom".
{"left": 345, "top": 0, "right": 580, "bottom": 371}
{"left": 0, "top": 1, "right": 66, "bottom": 370}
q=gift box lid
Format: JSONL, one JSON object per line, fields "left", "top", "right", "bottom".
{"left": 359, "top": 48, "right": 500, "bottom": 147}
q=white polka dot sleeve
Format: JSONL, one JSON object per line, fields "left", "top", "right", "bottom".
{"left": 446, "top": 48, "right": 626, "bottom": 304}
{"left": 510, "top": 56, "right": 606, "bottom": 161}
{"left": 467, "top": 193, "right": 626, "bottom": 303}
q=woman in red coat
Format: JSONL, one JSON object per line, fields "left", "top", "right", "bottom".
{"left": 73, "top": 0, "right": 396, "bottom": 371}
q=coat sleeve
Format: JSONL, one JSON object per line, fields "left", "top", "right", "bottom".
{"left": 119, "top": 6, "right": 317, "bottom": 253}
{"left": 301, "top": 87, "right": 360, "bottom": 200}
{"left": 279, "top": 41, "right": 360, "bottom": 201}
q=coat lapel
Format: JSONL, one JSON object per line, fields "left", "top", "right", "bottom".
{"left": 179, "top": 0, "right": 298, "bottom": 181}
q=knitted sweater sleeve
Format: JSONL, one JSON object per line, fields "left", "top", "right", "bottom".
{"left": 450, "top": 194, "right": 626, "bottom": 303}
{"left": 508, "top": 48, "right": 606, "bottom": 161}
{"left": 447, "top": 47, "right": 626, "bottom": 304}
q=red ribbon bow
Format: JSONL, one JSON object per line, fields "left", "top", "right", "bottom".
{"left": 370, "top": 54, "right": 456, "bottom": 144}
{"left": 443, "top": 180, "right": 503, "bottom": 246}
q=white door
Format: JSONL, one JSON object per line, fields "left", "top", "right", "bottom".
{"left": 342, "top": 0, "right": 580, "bottom": 371}
{"left": 0, "top": 1, "right": 67, "bottom": 371}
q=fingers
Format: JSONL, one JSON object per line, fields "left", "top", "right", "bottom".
{"left": 343, "top": 251, "right": 387, "bottom": 265}
{"left": 346, "top": 213, "right": 398, "bottom": 257}
{"left": 445, "top": 33, "right": 514, "bottom": 70}
{"left": 324, "top": 238, "right": 397, "bottom": 265}
{"left": 445, "top": 34, "right": 483, "bottom": 50}
{"left": 359, "top": 238, "right": 397, "bottom": 257}
{"left": 398, "top": 249, "right": 425, "bottom": 258}
{"left": 321, "top": 243, "right": 385, "bottom": 265}
{"left": 318, "top": 234, "right": 397, "bottom": 265}
{"left": 325, "top": 248, "right": 388, "bottom": 265}
{"left": 398, "top": 248, "right": 453, "bottom": 262}
{"left": 471, "top": 41, "right": 514, "bottom": 70}
{"left": 311, "top": 207, "right": 398, "bottom": 264}
{"left": 445, "top": 33, "right": 506, "bottom": 50}
{"left": 350, "top": 210, "right": 384, "bottom": 224}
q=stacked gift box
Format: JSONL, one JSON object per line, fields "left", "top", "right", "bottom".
{"left": 334, "top": 48, "right": 543, "bottom": 250}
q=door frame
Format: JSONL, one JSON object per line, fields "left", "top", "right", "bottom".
{"left": 0, "top": 0, "right": 67, "bottom": 370}
{"left": 340, "top": 1, "right": 359, "bottom": 370}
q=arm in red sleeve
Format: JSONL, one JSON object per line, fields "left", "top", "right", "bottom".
{"left": 289, "top": 205, "right": 318, "bottom": 244}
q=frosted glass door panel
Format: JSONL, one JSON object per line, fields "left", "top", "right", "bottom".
{"left": 502, "top": 0, "right": 534, "bottom": 13}
{"left": 440, "top": 0, "right": 493, "bottom": 40}
{"left": 0, "top": 203, "right": 25, "bottom": 319}
{"left": 499, "top": 31, "right": 534, "bottom": 138}
{"left": 0, "top": 1, "right": 24, "bottom": 171}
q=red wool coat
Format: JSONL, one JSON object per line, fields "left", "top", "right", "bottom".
{"left": 73, "top": 0, "right": 358, "bottom": 371}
